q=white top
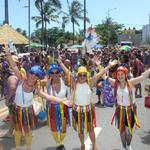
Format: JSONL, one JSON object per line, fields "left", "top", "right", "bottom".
{"left": 117, "top": 85, "right": 135, "bottom": 106}
{"left": 74, "top": 82, "right": 92, "bottom": 105}
{"left": 48, "top": 78, "right": 67, "bottom": 103}
{"left": 15, "top": 83, "right": 34, "bottom": 107}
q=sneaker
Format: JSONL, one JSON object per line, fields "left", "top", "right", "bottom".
{"left": 96, "top": 101, "right": 101, "bottom": 105}
{"left": 56, "top": 145, "right": 65, "bottom": 150}
{"left": 60, "top": 145, "right": 65, "bottom": 150}
{"left": 126, "top": 145, "right": 132, "bottom": 150}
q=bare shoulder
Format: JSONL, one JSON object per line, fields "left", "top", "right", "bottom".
{"left": 8, "top": 74, "right": 18, "bottom": 81}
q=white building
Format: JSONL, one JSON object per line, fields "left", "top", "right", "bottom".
{"left": 142, "top": 15, "right": 150, "bottom": 44}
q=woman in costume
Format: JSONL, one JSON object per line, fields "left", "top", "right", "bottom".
{"left": 46, "top": 64, "right": 71, "bottom": 150}
{"left": 3, "top": 45, "right": 70, "bottom": 150}
{"left": 108, "top": 66, "right": 150, "bottom": 150}
{"left": 58, "top": 56, "right": 117, "bottom": 150}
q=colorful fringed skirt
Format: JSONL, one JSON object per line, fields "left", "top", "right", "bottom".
{"left": 12, "top": 104, "right": 35, "bottom": 135}
{"left": 72, "top": 104, "right": 96, "bottom": 134}
{"left": 46, "top": 102, "right": 71, "bottom": 133}
{"left": 111, "top": 104, "right": 140, "bottom": 135}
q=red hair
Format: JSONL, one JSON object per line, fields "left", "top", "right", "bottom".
{"left": 114, "top": 66, "right": 128, "bottom": 78}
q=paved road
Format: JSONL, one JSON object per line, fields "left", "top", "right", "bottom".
{"left": 0, "top": 83, "right": 150, "bottom": 150}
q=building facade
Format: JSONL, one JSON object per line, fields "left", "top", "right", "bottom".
{"left": 142, "top": 15, "right": 150, "bottom": 44}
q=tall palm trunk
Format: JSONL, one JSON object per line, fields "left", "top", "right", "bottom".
{"left": 4, "top": 0, "right": 9, "bottom": 24}
{"left": 72, "top": 21, "right": 75, "bottom": 44}
{"left": 40, "top": 0, "right": 44, "bottom": 46}
{"left": 44, "top": 20, "right": 47, "bottom": 50}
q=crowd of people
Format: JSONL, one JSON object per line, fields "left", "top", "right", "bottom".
{"left": 0, "top": 45, "right": 150, "bottom": 150}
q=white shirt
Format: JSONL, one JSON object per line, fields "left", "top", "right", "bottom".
{"left": 74, "top": 82, "right": 92, "bottom": 105}
{"left": 15, "top": 83, "right": 34, "bottom": 107}
{"left": 117, "top": 85, "right": 135, "bottom": 106}
{"left": 48, "top": 79, "right": 67, "bottom": 103}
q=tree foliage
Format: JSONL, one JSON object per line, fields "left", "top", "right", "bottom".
{"left": 95, "top": 17, "right": 123, "bottom": 46}
{"left": 31, "top": 27, "right": 73, "bottom": 47}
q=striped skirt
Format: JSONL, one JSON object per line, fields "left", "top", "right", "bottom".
{"left": 46, "top": 103, "right": 71, "bottom": 133}
{"left": 111, "top": 104, "right": 140, "bottom": 135}
{"left": 72, "top": 104, "right": 96, "bottom": 134}
{"left": 12, "top": 105, "right": 35, "bottom": 135}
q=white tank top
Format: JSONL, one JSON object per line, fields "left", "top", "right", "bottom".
{"left": 74, "top": 82, "right": 92, "bottom": 105}
{"left": 15, "top": 83, "right": 34, "bottom": 107}
{"left": 117, "top": 85, "right": 135, "bottom": 106}
{"left": 48, "top": 78, "right": 67, "bottom": 103}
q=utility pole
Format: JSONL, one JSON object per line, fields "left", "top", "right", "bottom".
{"left": 28, "top": 0, "right": 31, "bottom": 51}
{"left": 4, "top": 0, "right": 9, "bottom": 24}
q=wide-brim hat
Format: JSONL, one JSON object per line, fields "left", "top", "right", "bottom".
{"left": 77, "top": 66, "right": 88, "bottom": 75}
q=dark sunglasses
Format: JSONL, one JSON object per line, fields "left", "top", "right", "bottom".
{"left": 51, "top": 71, "right": 59, "bottom": 75}
{"left": 78, "top": 74, "right": 87, "bottom": 78}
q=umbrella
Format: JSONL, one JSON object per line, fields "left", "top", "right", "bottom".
{"left": 25, "top": 42, "right": 45, "bottom": 48}
{"left": 71, "top": 44, "right": 84, "bottom": 48}
{"left": 92, "top": 44, "right": 103, "bottom": 49}
{"left": 120, "top": 45, "right": 131, "bottom": 51}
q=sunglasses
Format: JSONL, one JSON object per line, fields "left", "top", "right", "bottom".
{"left": 78, "top": 74, "right": 87, "bottom": 78}
{"left": 51, "top": 71, "right": 59, "bottom": 75}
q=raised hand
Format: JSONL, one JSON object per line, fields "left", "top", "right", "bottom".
{"left": 2, "top": 44, "right": 10, "bottom": 54}
{"left": 57, "top": 55, "right": 63, "bottom": 65}
{"left": 94, "top": 55, "right": 101, "bottom": 65}
{"left": 109, "top": 60, "right": 118, "bottom": 67}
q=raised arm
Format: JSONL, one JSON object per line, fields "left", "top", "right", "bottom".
{"left": 89, "top": 60, "right": 118, "bottom": 87}
{"left": 3, "top": 44, "right": 21, "bottom": 79}
{"left": 130, "top": 68, "right": 150, "bottom": 86}
{"left": 58, "top": 56, "right": 72, "bottom": 77}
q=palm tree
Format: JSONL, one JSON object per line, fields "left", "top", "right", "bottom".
{"left": 65, "top": 0, "right": 90, "bottom": 44}
{"left": 61, "top": 16, "right": 69, "bottom": 31}
{"left": 33, "top": 0, "right": 62, "bottom": 47}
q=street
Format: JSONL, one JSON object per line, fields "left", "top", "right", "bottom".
{"left": 0, "top": 82, "right": 150, "bottom": 150}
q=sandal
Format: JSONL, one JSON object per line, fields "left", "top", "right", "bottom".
{"left": 92, "top": 145, "right": 97, "bottom": 150}
{"left": 80, "top": 145, "right": 85, "bottom": 150}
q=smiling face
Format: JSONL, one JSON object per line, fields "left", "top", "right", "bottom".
{"left": 51, "top": 69, "right": 60, "bottom": 80}
{"left": 117, "top": 71, "right": 126, "bottom": 82}
{"left": 27, "top": 73, "right": 39, "bottom": 86}
{"left": 78, "top": 73, "right": 87, "bottom": 83}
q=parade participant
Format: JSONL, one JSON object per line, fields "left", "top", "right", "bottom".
{"left": 109, "top": 66, "right": 150, "bottom": 150}
{"left": 58, "top": 56, "right": 117, "bottom": 150}
{"left": 3, "top": 45, "right": 70, "bottom": 150}
{"left": 0, "top": 64, "right": 18, "bottom": 137}
{"left": 46, "top": 63, "right": 71, "bottom": 150}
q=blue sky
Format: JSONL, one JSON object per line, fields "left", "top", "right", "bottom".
{"left": 0, "top": 0, "right": 150, "bottom": 33}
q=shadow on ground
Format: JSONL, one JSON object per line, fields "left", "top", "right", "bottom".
{"left": 141, "top": 130, "right": 150, "bottom": 145}
{"left": 43, "top": 146, "right": 58, "bottom": 150}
